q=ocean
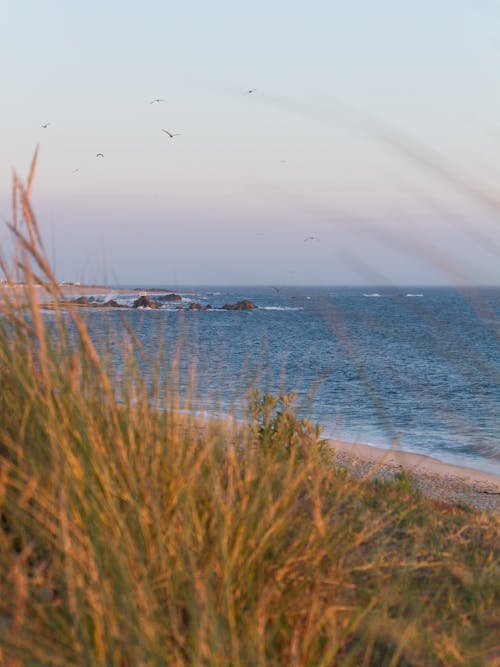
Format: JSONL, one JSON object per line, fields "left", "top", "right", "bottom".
{"left": 79, "top": 285, "right": 500, "bottom": 475}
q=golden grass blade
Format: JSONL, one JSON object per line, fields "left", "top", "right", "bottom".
{"left": 26, "top": 144, "right": 39, "bottom": 199}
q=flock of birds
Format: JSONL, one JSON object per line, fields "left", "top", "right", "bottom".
{"left": 39, "top": 91, "right": 258, "bottom": 160}
{"left": 39, "top": 88, "right": 319, "bottom": 244}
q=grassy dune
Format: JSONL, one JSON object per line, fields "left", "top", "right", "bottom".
{"left": 0, "top": 157, "right": 499, "bottom": 666}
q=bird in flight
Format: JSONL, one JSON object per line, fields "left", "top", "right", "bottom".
{"left": 72, "top": 168, "right": 80, "bottom": 173}
{"left": 96, "top": 153, "right": 104, "bottom": 158}
{"left": 40, "top": 122, "right": 51, "bottom": 128}
{"left": 162, "top": 129, "right": 181, "bottom": 138}
{"left": 304, "top": 236, "right": 319, "bottom": 242}
{"left": 150, "top": 98, "right": 166, "bottom": 104}
{"left": 244, "top": 89, "right": 257, "bottom": 94}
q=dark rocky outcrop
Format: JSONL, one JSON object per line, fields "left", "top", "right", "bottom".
{"left": 66, "top": 293, "right": 258, "bottom": 312}
{"left": 157, "top": 293, "right": 182, "bottom": 302}
{"left": 222, "top": 300, "right": 258, "bottom": 311}
{"left": 132, "top": 295, "right": 159, "bottom": 309}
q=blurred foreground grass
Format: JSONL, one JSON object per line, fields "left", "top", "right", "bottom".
{"left": 0, "top": 155, "right": 499, "bottom": 666}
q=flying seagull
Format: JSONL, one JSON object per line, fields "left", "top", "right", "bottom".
{"left": 40, "top": 123, "right": 51, "bottom": 128}
{"left": 150, "top": 98, "right": 166, "bottom": 104}
{"left": 72, "top": 168, "right": 80, "bottom": 173}
{"left": 161, "top": 129, "right": 181, "bottom": 138}
{"left": 244, "top": 89, "right": 257, "bottom": 94}
{"left": 304, "top": 236, "right": 319, "bottom": 242}
{"left": 96, "top": 153, "right": 104, "bottom": 158}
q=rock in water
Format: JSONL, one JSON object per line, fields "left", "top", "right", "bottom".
{"left": 222, "top": 300, "right": 258, "bottom": 310}
{"left": 157, "top": 293, "right": 182, "bottom": 302}
{"left": 133, "top": 295, "right": 159, "bottom": 309}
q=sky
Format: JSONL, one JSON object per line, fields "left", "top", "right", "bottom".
{"left": 1, "top": 0, "right": 500, "bottom": 285}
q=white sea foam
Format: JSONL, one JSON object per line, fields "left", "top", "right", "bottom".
{"left": 363, "top": 293, "right": 382, "bottom": 297}
{"left": 406, "top": 293, "right": 424, "bottom": 297}
{"left": 261, "top": 306, "right": 304, "bottom": 311}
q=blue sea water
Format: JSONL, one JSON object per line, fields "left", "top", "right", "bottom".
{"left": 81, "top": 286, "right": 500, "bottom": 475}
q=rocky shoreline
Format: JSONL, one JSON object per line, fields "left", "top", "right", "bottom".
{"left": 51, "top": 294, "right": 259, "bottom": 312}
{"left": 3, "top": 284, "right": 260, "bottom": 313}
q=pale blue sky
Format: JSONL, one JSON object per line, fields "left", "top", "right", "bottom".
{"left": 1, "top": 0, "right": 499, "bottom": 284}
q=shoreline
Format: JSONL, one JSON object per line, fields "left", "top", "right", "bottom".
{"left": 191, "top": 412, "right": 500, "bottom": 512}
{"left": 327, "top": 438, "right": 500, "bottom": 512}
{"left": 327, "top": 438, "right": 500, "bottom": 485}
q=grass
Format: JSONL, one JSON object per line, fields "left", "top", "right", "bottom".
{"left": 0, "top": 154, "right": 499, "bottom": 665}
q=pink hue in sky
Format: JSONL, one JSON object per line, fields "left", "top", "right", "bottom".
{"left": 1, "top": 0, "right": 499, "bottom": 284}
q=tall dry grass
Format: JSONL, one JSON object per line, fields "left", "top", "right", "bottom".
{"left": 0, "top": 155, "right": 499, "bottom": 666}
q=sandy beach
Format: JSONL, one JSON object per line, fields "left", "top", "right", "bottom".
{"left": 190, "top": 412, "right": 500, "bottom": 513}
{"left": 328, "top": 438, "right": 500, "bottom": 513}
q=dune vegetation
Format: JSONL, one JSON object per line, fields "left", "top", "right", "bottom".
{"left": 0, "top": 155, "right": 499, "bottom": 666}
